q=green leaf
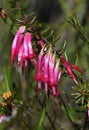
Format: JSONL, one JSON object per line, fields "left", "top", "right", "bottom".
{"left": 3, "top": 67, "right": 10, "bottom": 92}
{"left": 37, "top": 108, "right": 45, "bottom": 130}
{"left": 67, "top": 103, "right": 78, "bottom": 123}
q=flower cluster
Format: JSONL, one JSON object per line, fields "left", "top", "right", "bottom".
{"left": 11, "top": 26, "right": 44, "bottom": 70}
{"left": 35, "top": 46, "right": 83, "bottom": 97}
{"left": 11, "top": 26, "right": 35, "bottom": 69}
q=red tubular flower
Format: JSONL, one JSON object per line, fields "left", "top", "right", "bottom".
{"left": 60, "top": 56, "right": 78, "bottom": 85}
{"left": 11, "top": 26, "right": 26, "bottom": 63}
{"left": 69, "top": 63, "right": 83, "bottom": 74}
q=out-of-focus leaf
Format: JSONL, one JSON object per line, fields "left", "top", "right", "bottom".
{"left": 3, "top": 67, "right": 10, "bottom": 91}
{"left": 37, "top": 108, "right": 45, "bottom": 130}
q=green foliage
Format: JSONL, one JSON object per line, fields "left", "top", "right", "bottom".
{"left": 0, "top": 0, "right": 89, "bottom": 130}
{"left": 37, "top": 108, "right": 45, "bottom": 130}
{"left": 3, "top": 68, "right": 10, "bottom": 92}
{"left": 67, "top": 16, "right": 89, "bottom": 48}
{"left": 72, "top": 80, "right": 89, "bottom": 108}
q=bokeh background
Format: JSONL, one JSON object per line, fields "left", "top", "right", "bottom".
{"left": 0, "top": 0, "right": 89, "bottom": 130}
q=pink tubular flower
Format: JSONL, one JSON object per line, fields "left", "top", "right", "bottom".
{"left": 58, "top": 68, "right": 62, "bottom": 83}
{"left": 25, "top": 32, "right": 35, "bottom": 59}
{"left": 35, "top": 47, "right": 62, "bottom": 97}
{"left": 35, "top": 47, "right": 44, "bottom": 90}
{"left": 11, "top": 28, "right": 37, "bottom": 71}
{"left": 34, "top": 47, "right": 71, "bottom": 97}
{"left": 38, "top": 40, "right": 44, "bottom": 47}
{"left": 15, "top": 33, "right": 24, "bottom": 55}
{"left": 49, "top": 53, "right": 55, "bottom": 86}
{"left": 18, "top": 44, "right": 24, "bottom": 64}
{"left": 23, "top": 33, "right": 29, "bottom": 60}
{"left": 42, "top": 51, "right": 50, "bottom": 93}
{"left": 11, "top": 26, "right": 26, "bottom": 63}
{"left": 60, "top": 55, "right": 78, "bottom": 85}
{"left": 54, "top": 60, "right": 60, "bottom": 86}
{"left": 51, "top": 86, "right": 57, "bottom": 96}
{"left": 51, "top": 60, "right": 62, "bottom": 96}
{"left": 42, "top": 51, "right": 50, "bottom": 82}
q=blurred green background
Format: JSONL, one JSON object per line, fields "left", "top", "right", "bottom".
{"left": 0, "top": 0, "right": 89, "bottom": 130}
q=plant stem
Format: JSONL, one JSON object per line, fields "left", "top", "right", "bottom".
{"left": 36, "top": 94, "right": 56, "bottom": 130}
{"left": 83, "top": 112, "right": 89, "bottom": 130}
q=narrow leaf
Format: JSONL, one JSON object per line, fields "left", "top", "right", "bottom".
{"left": 3, "top": 68, "right": 10, "bottom": 91}
{"left": 37, "top": 108, "right": 45, "bottom": 130}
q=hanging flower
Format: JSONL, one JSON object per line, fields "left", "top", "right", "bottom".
{"left": 11, "top": 26, "right": 26, "bottom": 63}
{"left": 42, "top": 49, "right": 50, "bottom": 93}
{"left": 35, "top": 46, "right": 45, "bottom": 90}
{"left": 35, "top": 47, "right": 62, "bottom": 97}
{"left": 11, "top": 26, "right": 36, "bottom": 70}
